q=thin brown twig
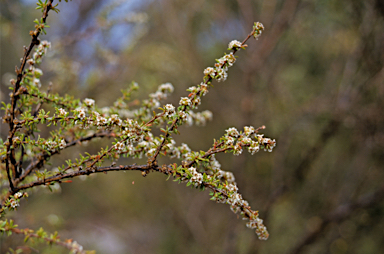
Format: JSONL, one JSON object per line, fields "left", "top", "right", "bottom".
{"left": 12, "top": 130, "right": 114, "bottom": 187}
{"left": 5, "top": 0, "right": 55, "bottom": 191}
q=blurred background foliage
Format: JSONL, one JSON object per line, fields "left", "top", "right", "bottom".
{"left": 1, "top": 0, "right": 384, "bottom": 253}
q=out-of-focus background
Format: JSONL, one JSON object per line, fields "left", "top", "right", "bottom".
{"left": 1, "top": 0, "right": 384, "bottom": 253}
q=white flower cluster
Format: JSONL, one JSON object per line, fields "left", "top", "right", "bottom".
{"left": 203, "top": 67, "right": 216, "bottom": 78}
{"left": 228, "top": 40, "right": 242, "bottom": 50}
{"left": 33, "top": 40, "right": 51, "bottom": 63}
{"left": 233, "top": 143, "right": 242, "bottom": 156}
{"left": 180, "top": 81, "right": 211, "bottom": 113}
{"left": 246, "top": 217, "right": 269, "bottom": 240}
{"left": 164, "top": 104, "right": 176, "bottom": 118}
{"left": 255, "top": 134, "right": 276, "bottom": 152}
{"left": 253, "top": 22, "right": 265, "bottom": 39}
{"left": 7, "top": 192, "right": 26, "bottom": 210}
{"left": 109, "top": 114, "right": 122, "bottom": 126}
{"left": 45, "top": 138, "right": 66, "bottom": 152}
{"left": 187, "top": 83, "right": 209, "bottom": 97}
{"left": 111, "top": 120, "right": 148, "bottom": 156}
{"left": 188, "top": 167, "right": 203, "bottom": 186}
{"left": 226, "top": 127, "right": 240, "bottom": 137}
{"left": 248, "top": 142, "right": 260, "bottom": 155}
{"left": 114, "top": 141, "right": 125, "bottom": 153}
{"left": 58, "top": 108, "right": 68, "bottom": 116}
{"left": 84, "top": 98, "right": 95, "bottom": 107}
{"left": 179, "top": 97, "right": 191, "bottom": 107}
{"left": 244, "top": 126, "right": 255, "bottom": 136}
{"left": 209, "top": 181, "right": 269, "bottom": 240}
{"left": 26, "top": 41, "right": 51, "bottom": 88}
{"left": 74, "top": 107, "right": 87, "bottom": 120}
{"left": 203, "top": 52, "right": 236, "bottom": 82}
{"left": 224, "top": 126, "right": 276, "bottom": 155}
{"left": 94, "top": 111, "right": 108, "bottom": 126}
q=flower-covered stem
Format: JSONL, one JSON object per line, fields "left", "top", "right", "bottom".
{"left": 156, "top": 163, "right": 269, "bottom": 240}
{"left": 5, "top": 0, "right": 55, "bottom": 192}
{"left": 148, "top": 24, "right": 265, "bottom": 166}
{"left": 148, "top": 114, "right": 182, "bottom": 165}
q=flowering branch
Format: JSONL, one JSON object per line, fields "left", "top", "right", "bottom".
{"left": 0, "top": 1, "right": 274, "bottom": 250}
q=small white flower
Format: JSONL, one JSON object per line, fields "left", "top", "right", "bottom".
{"left": 14, "top": 192, "right": 23, "bottom": 199}
{"left": 58, "top": 108, "right": 68, "bottom": 116}
{"left": 33, "top": 68, "right": 43, "bottom": 78}
{"left": 179, "top": 97, "right": 191, "bottom": 107}
{"left": 203, "top": 67, "right": 216, "bottom": 78}
{"left": 192, "top": 97, "right": 201, "bottom": 108}
{"left": 200, "top": 83, "right": 209, "bottom": 96}
{"left": 41, "top": 40, "right": 51, "bottom": 48}
{"left": 158, "top": 82, "right": 174, "bottom": 93}
{"left": 188, "top": 167, "right": 203, "bottom": 186}
{"left": 109, "top": 114, "right": 122, "bottom": 126}
{"left": 178, "top": 111, "right": 188, "bottom": 121}
{"left": 58, "top": 139, "right": 66, "bottom": 149}
{"left": 27, "top": 59, "right": 35, "bottom": 65}
{"left": 216, "top": 68, "right": 228, "bottom": 82}
{"left": 233, "top": 143, "right": 243, "bottom": 156}
{"left": 226, "top": 136, "right": 235, "bottom": 145}
{"left": 10, "top": 199, "right": 19, "bottom": 208}
{"left": 75, "top": 108, "right": 86, "bottom": 120}
{"left": 244, "top": 126, "right": 255, "bottom": 137}
{"left": 114, "top": 141, "right": 125, "bottom": 152}
{"left": 146, "top": 148, "right": 156, "bottom": 157}
{"left": 164, "top": 104, "right": 176, "bottom": 117}
{"left": 33, "top": 78, "right": 41, "bottom": 88}
{"left": 84, "top": 98, "right": 95, "bottom": 107}
{"left": 248, "top": 142, "right": 260, "bottom": 155}
{"left": 228, "top": 40, "right": 242, "bottom": 49}
{"left": 241, "top": 137, "right": 252, "bottom": 145}
{"left": 96, "top": 115, "right": 107, "bottom": 126}
{"left": 226, "top": 127, "right": 239, "bottom": 137}
{"left": 188, "top": 86, "right": 198, "bottom": 93}
{"left": 224, "top": 53, "right": 236, "bottom": 65}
